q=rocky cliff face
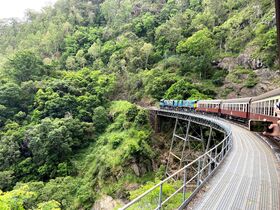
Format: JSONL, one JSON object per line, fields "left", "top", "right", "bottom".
{"left": 217, "top": 52, "right": 280, "bottom": 98}
{"left": 218, "top": 54, "right": 264, "bottom": 72}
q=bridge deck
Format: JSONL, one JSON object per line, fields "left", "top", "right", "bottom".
{"left": 192, "top": 122, "right": 280, "bottom": 209}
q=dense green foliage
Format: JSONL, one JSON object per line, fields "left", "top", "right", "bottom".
{"left": 0, "top": 0, "right": 277, "bottom": 208}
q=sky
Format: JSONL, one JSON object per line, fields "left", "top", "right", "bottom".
{"left": 0, "top": 0, "right": 57, "bottom": 19}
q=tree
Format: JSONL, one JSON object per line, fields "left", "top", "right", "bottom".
{"left": 0, "top": 184, "right": 36, "bottom": 210}
{"left": 88, "top": 40, "right": 102, "bottom": 60}
{"left": 0, "top": 132, "right": 21, "bottom": 171}
{"left": 145, "top": 71, "right": 178, "bottom": 100}
{"left": 101, "top": 0, "right": 133, "bottom": 26}
{"left": 140, "top": 43, "right": 154, "bottom": 69}
{"left": 6, "top": 51, "right": 46, "bottom": 82}
{"left": 177, "top": 29, "right": 216, "bottom": 78}
{"left": 0, "top": 170, "right": 15, "bottom": 191}
{"left": 27, "top": 117, "right": 93, "bottom": 179}
{"left": 0, "top": 82, "right": 22, "bottom": 109}
{"left": 92, "top": 106, "right": 109, "bottom": 134}
{"left": 37, "top": 200, "right": 61, "bottom": 210}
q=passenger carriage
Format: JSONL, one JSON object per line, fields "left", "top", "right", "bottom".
{"left": 196, "top": 100, "right": 221, "bottom": 114}
{"left": 221, "top": 97, "right": 252, "bottom": 122}
{"left": 250, "top": 88, "right": 280, "bottom": 123}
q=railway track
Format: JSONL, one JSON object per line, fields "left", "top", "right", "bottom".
{"left": 191, "top": 122, "right": 280, "bottom": 209}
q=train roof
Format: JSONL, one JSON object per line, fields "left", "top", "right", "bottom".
{"left": 251, "top": 88, "right": 280, "bottom": 102}
{"left": 222, "top": 97, "right": 252, "bottom": 103}
{"left": 198, "top": 99, "right": 222, "bottom": 104}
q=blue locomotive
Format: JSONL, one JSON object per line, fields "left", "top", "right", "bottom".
{"left": 160, "top": 99, "right": 198, "bottom": 111}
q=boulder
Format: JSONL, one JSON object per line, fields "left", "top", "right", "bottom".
{"left": 92, "top": 195, "right": 124, "bottom": 210}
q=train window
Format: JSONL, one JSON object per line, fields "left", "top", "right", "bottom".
{"left": 267, "top": 101, "right": 270, "bottom": 115}
{"left": 240, "top": 104, "right": 243, "bottom": 111}
{"left": 270, "top": 100, "right": 273, "bottom": 116}
{"left": 255, "top": 103, "right": 257, "bottom": 114}
{"left": 275, "top": 99, "right": 279, "bottom": 116}
{"left": 276, "top": 99, "right": 279, "bottom": 116}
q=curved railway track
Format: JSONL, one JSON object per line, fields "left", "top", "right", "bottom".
{"left": 192, "top": 122, "right": 280, "bottom": 209}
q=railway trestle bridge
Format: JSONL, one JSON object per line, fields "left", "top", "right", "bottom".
{"left": 120, "top": 109, "right": 280, "bottom": 210}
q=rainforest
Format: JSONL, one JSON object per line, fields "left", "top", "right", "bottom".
{"left": 0, "top": 0, "right": 278, "bottom": 209}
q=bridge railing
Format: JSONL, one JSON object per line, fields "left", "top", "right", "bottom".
{"left": 120, "top": 111, "right": 233, "bottom": 210}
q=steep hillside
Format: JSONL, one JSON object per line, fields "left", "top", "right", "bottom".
{"left": 0, "top": 0, "right": 278, "bottom": 101}
{"left": 0, "top": 0, "right": 279, "bottom": 209}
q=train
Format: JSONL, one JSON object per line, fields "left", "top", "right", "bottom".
{"left": 160, "top": 88, "right": 280, "bottom": 124}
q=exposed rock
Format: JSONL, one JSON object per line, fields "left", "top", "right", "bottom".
{"left": 125, "top": 183, "right": 140, "bottom": 191}
{"left": 219, "top": 68, "right": 280, "bottom": 98}
{"left": 131, "top": 163, "right": 140, "bottom": 176}
{"left": 218, "top": 54, "right": 263, "bottom": 71}
{"left": 237, "top": 54, "right": 263, "bottom": 70}
{"left": 218, "top": 57, "right": 237, "bottom": 71}
{"left": 92, "top": 195, "right": 124, "bottom": 210}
